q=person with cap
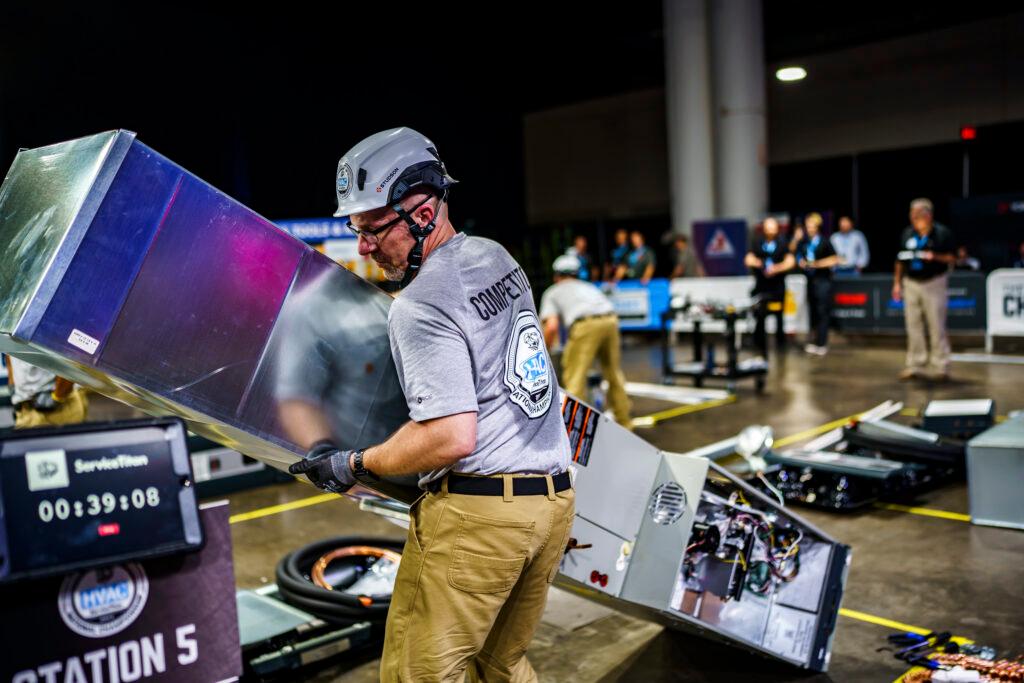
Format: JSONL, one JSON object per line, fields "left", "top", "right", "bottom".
{"left": 744, "top": 217, "right": 795, "bottom": 359}
{"left": 288, "top": 128, "right": 574, "bottom": 683}
{"left": 540, "top": 254, "right": 631, "bottom": 428}
{"left": 892, "top": 197, "right": 955, "bottom": 381}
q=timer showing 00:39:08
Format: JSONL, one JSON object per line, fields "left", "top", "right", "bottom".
{"left": 37, "top": 487, "right": 161, "bottom": 523}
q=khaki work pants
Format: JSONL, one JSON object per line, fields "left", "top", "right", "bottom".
{"left": 14, "top": 388, "right": 89, "bottom": 429}
{"left": 560, "top": 315, "right": 631, "bottom": 428}
{"left": 902, "top": 273, "right": 950, "bottom": 375}
{"left": 380, "top": 475, "right": 575, "bottom": 683}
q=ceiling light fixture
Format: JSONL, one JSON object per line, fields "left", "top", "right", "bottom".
{"left": 775, "top": 66, "right": 807, "bottom": 82}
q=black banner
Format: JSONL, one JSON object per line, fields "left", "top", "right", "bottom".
{"left": 1, "top": 504, "right": 240, "bottom": 683}
{"left": 831, "top": 273, "right": 986, "bottom": 332}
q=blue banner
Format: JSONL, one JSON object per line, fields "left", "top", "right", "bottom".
{"left": 276, "top": 217, "right": 350, "bottom": 243}
{"left": 692, "top": 219, "right": 748, "bottom": 276}
{"left": 607, "top": 278, "right": 671, "bottom": 331}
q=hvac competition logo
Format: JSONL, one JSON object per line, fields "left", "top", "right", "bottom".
{"left": 705, "top": 228, "right": 736, "bottom": 258}
{"left": 503, "top": 311, "right": 552, "bottom": 418}
{"left": 59, "top": 563, "right": 149, "bottom": 638}
{"left": 337, "top": 162, "right": 353, "bottom": 199}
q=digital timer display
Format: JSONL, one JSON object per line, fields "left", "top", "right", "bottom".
{"left": 0, "top": 418, "right": 203, "bottom": 582}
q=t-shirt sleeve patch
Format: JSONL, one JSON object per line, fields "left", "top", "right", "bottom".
{"left": 503, "top": 310, "right": 554, "bottom": 419}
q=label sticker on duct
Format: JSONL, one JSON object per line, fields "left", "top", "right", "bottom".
{"left": 561, "top": 395, "right": 598, "bottom": 466}
{"left": 67, "top": 328, "right": 100, "bottom": 355}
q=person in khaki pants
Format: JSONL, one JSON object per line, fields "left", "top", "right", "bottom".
{"left": 288, "top": 128, "right": 574, "bottom": 682}
{"left": 892, "top": 198, "right": 956, "bottom": 380}
{"left": 7, "top": 356, "right": 88, "bottom": 429}
{"left": 539, "top": 255, "right": 631, "bottom": 428}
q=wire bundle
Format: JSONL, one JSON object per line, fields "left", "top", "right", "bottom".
{"left": 276, "top": 536, "right": 405, "bottom": 625}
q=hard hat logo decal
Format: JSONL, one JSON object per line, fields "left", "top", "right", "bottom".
{"left": 376, "top": 167, "right": 400, "bottom": 193}
{"left": 503, "top": 311, "right": 552, "bottom": 418}
{"left": 337, "top": 163, "right": 353, "bottom": 199}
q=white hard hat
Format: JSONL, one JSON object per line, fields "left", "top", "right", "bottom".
{"left": 334, "top": 127, "right": 458, "bottom": 217}
{"left": 553, "top": 254, "right": 582, "bottom": 275}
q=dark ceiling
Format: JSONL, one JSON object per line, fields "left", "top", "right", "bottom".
{"left": 0, "top": 2, "right": 1019, "bottom": 229}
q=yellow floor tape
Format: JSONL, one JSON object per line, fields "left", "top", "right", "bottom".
{"left": 871, "top": 502, "right": 970, "bottom": 523}
{"left": 838, "top": 608, "right": 931, "bottom": 635}
{"left": 632, "top": 395, "right": 737, "bottom": 427}
{"left": 772, "top": 412, "right": 863, "bottom": 448}
{"left": 229, "top": 492, "right": 338, "bottom": 524}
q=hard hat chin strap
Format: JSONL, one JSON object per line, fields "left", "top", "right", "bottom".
{"left": 395, "top": 191, "right": 446, "bottom": 290}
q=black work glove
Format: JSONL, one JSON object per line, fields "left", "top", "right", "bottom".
{"left": 32, "top": 391, "right": 59, "bottom": 412}
{"left": 288, "top": 442, "right": 356, "bottom": 494}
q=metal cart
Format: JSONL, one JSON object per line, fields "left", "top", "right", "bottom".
{"left": 661, "top": 302, "right": 767, "bottom": 393}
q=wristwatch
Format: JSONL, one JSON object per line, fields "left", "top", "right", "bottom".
{"left": 352, "top": 449, "right": 378, "bottom": 482}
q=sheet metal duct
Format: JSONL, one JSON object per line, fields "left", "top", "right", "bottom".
{"left": 0, "top": 130, "right": 416, "bottom": 500}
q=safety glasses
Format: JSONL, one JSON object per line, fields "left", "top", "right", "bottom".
{"left": 346, "top": 195, "right": 433, "bottom": 244}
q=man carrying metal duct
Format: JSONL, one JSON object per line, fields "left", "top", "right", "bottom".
{"left": 289, "top": 128, "right": 575, "bottom": 682}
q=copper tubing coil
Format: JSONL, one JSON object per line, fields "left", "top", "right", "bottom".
{"left": 929, "top": 654, "right": 1024, "bottom": 681}
{"left": 311, "top": 545, "right": 403, "bottom": 602}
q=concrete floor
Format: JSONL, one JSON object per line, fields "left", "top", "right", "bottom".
{"left": 104, "top": 333, "right": 1024, "bottom": 681}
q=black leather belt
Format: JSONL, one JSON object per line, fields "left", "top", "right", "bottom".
{"left": 427, "top": 471, "right": 572, "bottom": 496}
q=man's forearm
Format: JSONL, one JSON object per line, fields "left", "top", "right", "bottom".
{"left": 893, "top": 262, "right": 904, "bottom": 284}
{"left": 362, "top": 412, "right": 477, "bottom": 477}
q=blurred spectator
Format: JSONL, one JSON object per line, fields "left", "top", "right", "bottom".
{"left": 831, "top": 215, "right": 870, "bottom": 275}
{"left": 892, "top": 198, "right": 955, "bottom": 381}
{"left": 616, "top": 230, "right": 656, "bottom": 284}
{"left": 669, "top": 235, "right": 705, "bottom": 278}
{"left": 745, "top": 217, "right": 795, "bottom": 358}
{"left": 787, "top": 214, "right": 817, "bottom": 256}
{"left": 5, "top": 356, "right": 88, "bottom": 429}
{"left": 541, "top": 255, "right": 631, "bottom": 428}
{"left": 604, "top": 228, "right": 630, "bottom": 280}
{"left": 1013, "top": 241, "right": 1024, "bottom": 268}
{"left": 566, "top": 234, "right": 594, "bottom": 281}
{"left": 796, "top": 215, "right": 840, "bottom": 355}
{"left": 954, "top": 245, "right": 980, "bottom": 271}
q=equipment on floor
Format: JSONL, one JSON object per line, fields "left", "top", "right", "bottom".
{"left": 275, "top": 536, "right": 403, "bottom": 626}
{"left": 759, "top": 450, "right": 931, "bottom": 510}
{"left": 841, "top": 419, "right": 966, "bottom": 468}
{"left": 660, "top": 298, "right": 767, "bottom": 393}
{"left": 0, "top": 417, "right": 203, "bottom": 582}
{"left": 922, "top": 400, "right": 995, "bottom": 440}
{"left": 237, "top": 586, "right": 375, "bottom": 681}
{"left": 966, "top": 415, "right": 1024, "bottom": 530}
{"left": 234, "top": 536, "right": 403, "bottom": 680}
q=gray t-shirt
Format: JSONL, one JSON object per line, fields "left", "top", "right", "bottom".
{"left": 539, "top": 278, "right": 615, "bottom": 329}
{"left": 388, "top": 233, "right": 571, "bottom": 487}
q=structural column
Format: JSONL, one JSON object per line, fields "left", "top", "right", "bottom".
{"left": 709, "top": 0, "right": 768, "bottom": 227}
{"left": 663, "top": 0, "right": 716, "bottom": 237}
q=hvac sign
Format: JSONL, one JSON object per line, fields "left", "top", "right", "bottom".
{"left": 987, "top": 269, "right": 1024, "bottom": 336}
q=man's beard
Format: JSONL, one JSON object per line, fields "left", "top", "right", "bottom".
{"left": 375, "top": 257, "right": 406, "bottom": 281}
